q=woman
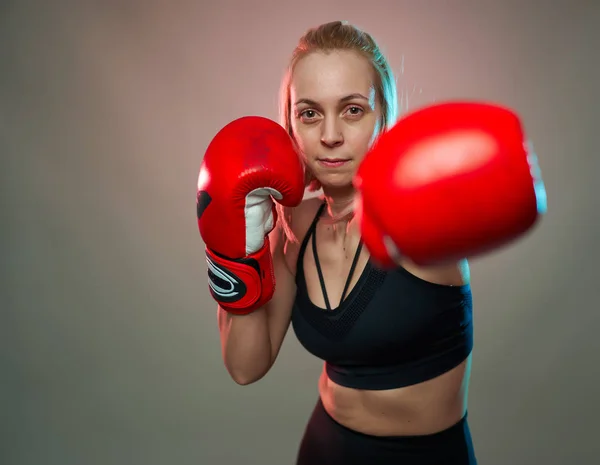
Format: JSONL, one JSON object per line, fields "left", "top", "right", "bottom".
{"left": 214, "top": 21, "right": 477, "bottom": 464}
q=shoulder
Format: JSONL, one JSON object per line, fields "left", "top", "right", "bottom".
{"left": 276, "top": 195, "right": 324, "bottom": 274}
{"left": 279, "top": 195, "right": 324, "bottom": 246}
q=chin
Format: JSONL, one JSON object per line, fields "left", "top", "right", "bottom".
{"left": 316, "top": 173, "right": 355, "bottom": 191}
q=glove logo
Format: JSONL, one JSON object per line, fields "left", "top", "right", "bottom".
{"left": 196, "top": 190, "right": 212, "bottom": 219}
{"left": 205, "top": 254, "right": 247, "bottom": 303}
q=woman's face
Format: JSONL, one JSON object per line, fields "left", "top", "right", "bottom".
{"left": 289, "top": 50, "right": 381, "bottom": 189}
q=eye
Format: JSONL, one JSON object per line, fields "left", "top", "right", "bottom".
{"left": 345, "top": 105, "right": 364, "bottom": 117}
{"left": 298, "top": 109, "right": 319, "bottom": 123}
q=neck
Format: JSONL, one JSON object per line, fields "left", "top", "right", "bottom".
{"left": 322, "top": 185, "right": 356, "bottom": 223}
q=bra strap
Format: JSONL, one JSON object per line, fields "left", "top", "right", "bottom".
{"left": 312, "top": 217, "right": 363, "bottom": 311}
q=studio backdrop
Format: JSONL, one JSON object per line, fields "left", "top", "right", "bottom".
{"left": 2, "top": 1, "right": 599, "bottom": 464}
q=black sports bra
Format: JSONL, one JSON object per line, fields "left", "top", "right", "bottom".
{"left": 291, "top": 202, "right": 474, "bottom": 390}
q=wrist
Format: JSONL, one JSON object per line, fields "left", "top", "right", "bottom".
{"left": 205, "top": 238, "right": 274, "bottom": 315}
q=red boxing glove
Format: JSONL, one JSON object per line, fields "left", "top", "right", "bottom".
{"left": 197, "top": 116, "right": 304, "bottom": 313}
{"left": 354, "top": 101, "right": 547, "bottom": 267}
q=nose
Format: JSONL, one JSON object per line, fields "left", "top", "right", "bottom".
{"left": 320, "top": 116, "right": 343, "bottom": 148}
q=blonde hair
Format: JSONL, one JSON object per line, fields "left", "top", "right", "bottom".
{"left": 277, "top": 21, "right": 399, "bottom": 241}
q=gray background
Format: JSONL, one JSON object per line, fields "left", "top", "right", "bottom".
{"left": 2, "top": 1, "right": 599, "bottom": 464}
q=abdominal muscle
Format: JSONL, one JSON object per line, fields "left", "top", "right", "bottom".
{"left": 318, "top": 355, "right": 471, "bottom": 436}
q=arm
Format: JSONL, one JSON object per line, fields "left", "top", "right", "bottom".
{"left": 196, "top": 116, "right": 305, "bottom": 385}
{"left": 400, "top": 258, "right": 470, "bottom": 287}
{"left": 217, "top": 221, "right": 297, "bottom": 385}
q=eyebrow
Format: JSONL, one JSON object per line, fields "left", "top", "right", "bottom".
{"left": 294, "top": 93, "right": 370, "bottom": 106}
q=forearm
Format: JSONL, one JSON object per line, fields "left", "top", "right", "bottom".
{"left": 217, "top": 305, "right": 273, "bottom": 385}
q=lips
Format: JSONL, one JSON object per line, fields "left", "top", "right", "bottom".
{"left": 318, "top": 158, "right": 351, "bottom": 168}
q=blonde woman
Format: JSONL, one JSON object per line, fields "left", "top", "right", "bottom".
{"left": 198, "top": 20, "right": 543, "bottom": 465}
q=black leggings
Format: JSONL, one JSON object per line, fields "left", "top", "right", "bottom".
{"left": 296, "top": 398, "right": 477, "bottom": 465}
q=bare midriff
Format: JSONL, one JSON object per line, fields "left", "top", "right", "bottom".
{"left": 318, "top": 356, "right": 471, "bottom": 436}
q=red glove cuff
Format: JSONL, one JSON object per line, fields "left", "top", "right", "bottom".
{"left": 205, "top": 237, "right": 275, "bottom": 315}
